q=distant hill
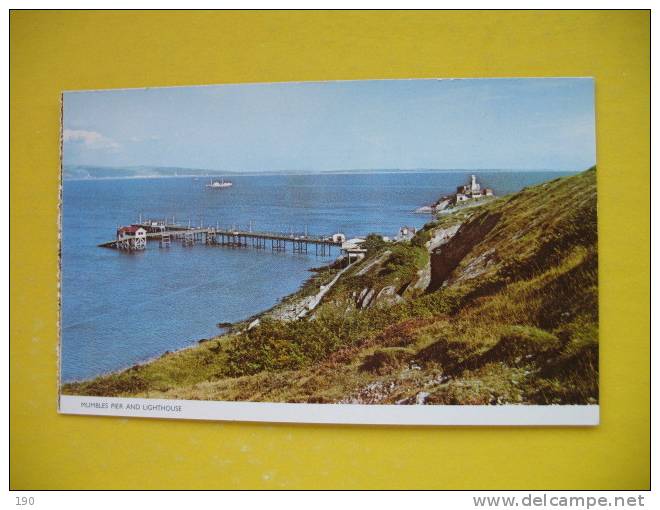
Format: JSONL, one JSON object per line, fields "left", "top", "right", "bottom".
{"left": 63, "top": 168, "right": 598, "bottom": 405}
{"left": 62, "top": 165, "right": 236, "bottom": 180}
{"left": 62, "top": 165, "right": 569, "bottom": 180}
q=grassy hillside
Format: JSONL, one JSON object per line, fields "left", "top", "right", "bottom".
{"left": 63, "top": 168, "right": 598, "bottom": 405}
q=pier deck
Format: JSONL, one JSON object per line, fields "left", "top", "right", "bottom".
{"left": 99, "top": 224, "right": 343, "bottom": 255}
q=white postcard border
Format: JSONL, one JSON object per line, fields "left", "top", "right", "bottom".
{"left": 59, "top": 395, "right": 599, "bottom": 426}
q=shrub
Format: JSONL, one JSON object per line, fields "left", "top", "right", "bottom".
{"left": 224, "top": 287, "right": 462, "bottom": 377}
{"left": 411, "top": 228, "right": 431, "bottom": 248}
{"left": 415, "top": 337, "right": 483, "bottom": 374}
{"left": 483, "top": 326, "right": 561, "bottom": 366}
{"left": 360, "top": 348, "right": 414, "bottom": 374}
{"left": 361, "top": 233, "right": 388, "bottom": 252}
{"left": 381, "top": 244, "right": 427, "bottom": 281}
{"left": 371, "top": 317, "right": 435, "bottom": 348}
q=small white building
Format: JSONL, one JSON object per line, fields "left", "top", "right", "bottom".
{"left": 395, "top": 226, "right": 417, "bottom": 242}
{"left": 332, "top": 233, "right": 346, "bottom": 243}
{"left": 117, "top": 225, "right": 147, "bottom": 251}
{"left": 341, "top": 238, "right": 367, "bottom": 265}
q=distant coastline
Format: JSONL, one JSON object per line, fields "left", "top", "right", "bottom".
{"left": 62, "top": 165, "right": 580, "bottom": 181}
{"left": 64, "top": 174, "right": 229, "bottom": 182}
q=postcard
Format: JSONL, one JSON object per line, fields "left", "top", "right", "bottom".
{"left": 58, "top": 78, "right": 598, "bottom": 425}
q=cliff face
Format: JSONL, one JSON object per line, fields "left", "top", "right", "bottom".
{"left": 431, "top": 168, "right": 597, "bottom": 293}
{"left": 429, "top": 211, "right": 502, "bottom": 291}
{"left": 64, "top": 168, "right": 599, "bottom": 406}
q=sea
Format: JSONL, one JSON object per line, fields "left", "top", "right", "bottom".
{"left": 60, "top": 170, "right": 575, "bottom": 382}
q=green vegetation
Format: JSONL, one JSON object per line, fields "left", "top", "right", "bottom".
{"left": 361, "top": 233, "right": 388, "bottom": 252}
{"left": 63, "top": 168, "right": 599, "bottom": 405}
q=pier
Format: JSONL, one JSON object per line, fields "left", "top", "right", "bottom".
{"left": 99, "top": 221, "right": 344, "bottom": 256}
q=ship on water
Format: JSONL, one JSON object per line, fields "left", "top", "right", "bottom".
{"left": 206, "top": 178, "right": 233, "bottom": 189}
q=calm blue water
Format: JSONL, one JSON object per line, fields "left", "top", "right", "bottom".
{"left": 60, "top": 170, "right": 574, "bottom": 382}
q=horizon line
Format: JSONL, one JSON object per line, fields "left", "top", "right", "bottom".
{"left": 63, "top": 164, "right": 591, "bottom": 173}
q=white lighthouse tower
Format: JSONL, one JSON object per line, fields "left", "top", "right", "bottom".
{"left": 470, "top": 174, "right": 481, "bottom": 194}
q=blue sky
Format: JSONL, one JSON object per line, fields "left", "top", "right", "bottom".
{"left": 62, "top": 78, "right": 596, "bottom": 172}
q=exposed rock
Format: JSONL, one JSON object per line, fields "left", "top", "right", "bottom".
{"left": 252, "top": 263, "right": 356, "bottom": 322}
{"left": 356, "top": 250, "right": 391, "bottom": 276}
{"left": 376, "top": 285, "right": 396, "bottom": 298}
{"left": 414, "top": 205, "right": 434, "bottom": 213}
{"left": 451, "top": 247, "right": 497, "bottom": 284}
{"left": 434, "top": 199, "right": 451, "bottom": 212}
{"left": 411, "top": 265, "right": 431, "bottom": 293}
{"left": 429, "top": 212, "right": 502, "bottom": 291}
{"left": 340, "top": 380, "right": 397, "bottom": 404}
{"left": 429, "top": 224, "right": 461, "bottom": 251}
{"left": 415, "top": 199, "right": 451, "bottom": 214}
{"left": 374, "top": 285, "right": 404, "bottom": 307}
{"left": 358, "top": 288, "right": 376, "bottom": 309}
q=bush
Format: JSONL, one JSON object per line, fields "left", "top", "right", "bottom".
{"left": 224, "top": 317, "right": 343, "bottom": 376}
{"left": 483, "top": 326, "right": 561, "bottom": 366}
{"left": 381, "top": 244, "right": 427, "bottom": 282}
{"left": 411, "top": 228, "right": 431, "bottom": 248}
{"left": 416, "top": 338, "right": 483, "bottom": 375}
{"left": 361, "top": 233, "right": 388, "bottom": 252}
{"left": 360, "top": 348, "right": 414, "bottom": 374}
{"left": 224, "top": 288, "right": 462, "bottom": 377}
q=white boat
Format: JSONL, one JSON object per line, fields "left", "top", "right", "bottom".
{"left": 206, "top": 178, "right": 233, "bottom": 189}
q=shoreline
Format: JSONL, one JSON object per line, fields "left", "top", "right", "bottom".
{"left": 60, "top": 169, "right": 599, "bottom": 406}
{"left": 60, "top": 256, "right": 343, "bottom": 386}
{"left": 60, "top": 171, "right": 580, "bottom": 387}
{"left": 61, "top": 181, "right": 483, "bottom": 386}
{"left": 60, "top": 185, "right": 465, "bottom": 386}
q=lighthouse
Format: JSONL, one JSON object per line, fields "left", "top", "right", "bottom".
{"left": 470, "top": 174, "right": 481, "bottom": 194}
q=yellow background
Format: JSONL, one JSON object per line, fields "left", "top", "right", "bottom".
{"left": 10, "top": 10, "right": 650, "bottom": 489}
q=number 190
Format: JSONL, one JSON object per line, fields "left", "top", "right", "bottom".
{"left": 16, "top": 497, "right": 34, "bottom": 506}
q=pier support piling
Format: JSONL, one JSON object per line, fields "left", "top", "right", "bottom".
{"left": 159, "top": 232, "right": 171, "bottom": 248}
